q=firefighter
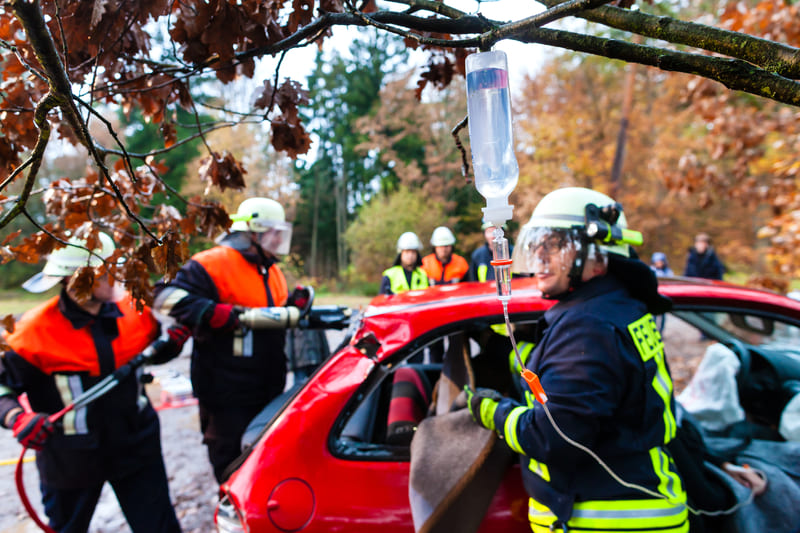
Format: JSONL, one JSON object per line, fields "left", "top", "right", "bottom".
{"left": 0, "top": 233, "right": 186, "bottom": 533}
{"left": 421, "top": 226, "right": 469, "bottom": 285}
{"left": 468, "top": 222, "right": 514, "bottom": 282}
{"left": 465, "top": 187, "right": 689, "bottom": 533}
{"left": 379, "top": 232, "right": 429, "bottom": 295}
{"left": 153, "top": 197, "right": 297, "bottom": 483}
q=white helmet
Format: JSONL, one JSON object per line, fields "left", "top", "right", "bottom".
{"left": 23, "top": 232, "right": 116, "bottom": 293}
{"left": 430, "top": 226, "right": 456, "bottom": 247}
{"left": 512, "top": 187, "right": 641, "bottom": 275}
{"left": 396, "top": 231, "right": 423, "bottom": 253}
{"left": 230, "top": 197, "right": 285, "bottom": 231}
{"left": 229, "top": 197, "right": 292, "bottom": 255}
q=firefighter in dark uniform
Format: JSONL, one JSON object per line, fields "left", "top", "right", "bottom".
{"left": 468, "top": 222, "right": 514, "bottom": 282}
{"left": 379, "top": 231, "right": 429, "bottom": 295}
{"left": 153, "top": 197, "right": 295, "bottom": 483}
{"left": 466, "top": 187, "right": 689, "bottom": 533}
{"left": 0, "top": 233, "right": 186, "bottom": 533}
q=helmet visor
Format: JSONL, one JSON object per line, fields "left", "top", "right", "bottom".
{"left": 258, "top": 221, "right": 293, "bottom": 256}
{"left": 511, "top": 227, "right": 582, "bottom": 275}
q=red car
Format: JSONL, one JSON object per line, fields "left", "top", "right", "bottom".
{"left": 215, "top": 277, "right": 800, "bottom": 532}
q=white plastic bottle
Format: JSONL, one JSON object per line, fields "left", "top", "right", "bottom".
{"left": 466, "top": 50, "right": 519, "bottom": 226}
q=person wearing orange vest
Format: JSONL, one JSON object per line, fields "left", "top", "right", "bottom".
{"left": 0, "top": 233, "right": 186, "bottom": 533}
{"left": 154, "top": 197, "right": 299, "bottom": 483}
{"left": 421, "top": 226, "right": 469, "bottom": 285}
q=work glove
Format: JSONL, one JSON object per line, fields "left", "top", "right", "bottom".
{"left": 205, "top": 303, "right": 240, "bottom": 331}
{"left": 287, "top": 285, "right": 313, "bottom": 314}
{"left": 464, "top": 385, "right": 503, "bottom": 432}
{"left": 147, "top": 324, "right": 192, "bottom": 365}
{"left": 12, "top": 412, "right": 54, "bottom": 451}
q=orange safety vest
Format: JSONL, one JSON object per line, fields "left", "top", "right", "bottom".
{"left": 422, "top": 253, "right": 469, "bottom": 285}
{"left": 5, "top": 295, "right": 158, "bottom": 376}
{"left": 193, "top": 245, "right": 288, "bottom": 307}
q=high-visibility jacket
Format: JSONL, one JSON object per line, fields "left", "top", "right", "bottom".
{"left": 0, "top": 291, "right": 162, "bottom": 489}
{"left": 153, "top": 241, "right": 288, "bottom": 407}
{"left": 422, "top": 253, "right": 469, "bottom": 285}
{"left": 493, "top": 275, "right": 687, "bottom": 532}
{"left": 381, "top": 265, "right": 429, "bottom": 295}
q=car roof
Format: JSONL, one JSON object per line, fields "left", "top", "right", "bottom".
{"left": 354, "top": 277, "right": 800, "bottom": 363}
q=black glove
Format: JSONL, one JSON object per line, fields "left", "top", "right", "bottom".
{"left": 287, "top": 285, "right": 313, "bottom": 315}
{"left": 13, "top": 412, "right": 54, "bottom": 451}
{"left": 147, "top": 324, "right": 192, "bottom": 364}
{"left": 205, "top": 303, "right": 240, "bottom": 331}
{"left": 301, "top": 306, "right": 352, "bottom": 330}
{"left": 464, "top": 385, "right": 503, "bottom": 431}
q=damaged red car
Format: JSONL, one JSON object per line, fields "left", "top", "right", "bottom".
{"left": 215, "top": 277, "right": 800, "bottom": 532}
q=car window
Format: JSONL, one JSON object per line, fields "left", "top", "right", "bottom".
{"left": 331, "top": 317, "right": 543, "bottom": 460}
{"left": 662, "top": 308, "right": 800, "bottom": 395}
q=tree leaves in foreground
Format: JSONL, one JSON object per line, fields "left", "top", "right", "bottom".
{"left": 1, "top": 0, "right": 800, "bottom": 303}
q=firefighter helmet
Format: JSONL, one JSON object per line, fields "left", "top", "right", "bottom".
{"left": 396, "top": 232, "right": 423, "bottom": 253}
{"left": 430, "top": 226, "right": 456, "bottom": 247}
{"left": 23, "top": 232, "right": 116, "bottom": 293}
{"left": 512, "top": 187, "right": 634, "bottom": 276}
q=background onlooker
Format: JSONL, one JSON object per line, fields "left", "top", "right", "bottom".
{"left": 650, "top": 251, "right": 674, "bottom": 277}
{"left": 684, "top": 233, "right": 725, "bottom": 280}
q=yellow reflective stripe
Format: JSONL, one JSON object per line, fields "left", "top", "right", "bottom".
{"left": 509, "top": 341, "right": 535, "bottom": 375}
{"left": 527, "top": 457, "right": 551, "bottom": 481}
{"left": 0, "top": 385, "right": 14, "bottom": 397}
{"left": 529, "top": 497, "right": 688, "bottom": 532}
{"left": 153, "top": 287, "right": 190, "bottom": 315}
{"left": 490, "top": 323, "right": 509, "bottom": 336}
{"left": 55, "top": 375, "right": 77, "bottom": 436}
{"left": 479, "top": 397, "right": 498, "bottom": 430}
{"left": 503, "top": 405, "right": 527, "bottom": 454}
{"left": 477, "top": 265, "right": 488, "bottom": 282}
{"left": 649, "top": 446, "right": 685, "bottom": 504}
{"left": 627, "top": 313, "right": 677, "bottom": 442}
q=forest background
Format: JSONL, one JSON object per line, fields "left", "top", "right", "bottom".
{"left": 2, "top": 0, "right": 800, "bottom": 313}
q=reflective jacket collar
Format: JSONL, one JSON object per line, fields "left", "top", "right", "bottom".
{"left": 58, "top": 287, "right": 122, "bottom": 330}
{"left": 544, "top": 275, "right": 625, "bottom": 325}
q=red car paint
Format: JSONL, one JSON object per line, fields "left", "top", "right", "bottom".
{"left": 219, "top": 277, "right": 800, "bottom": 532}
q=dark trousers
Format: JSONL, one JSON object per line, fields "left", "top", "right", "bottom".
{"left": 40, "top": 456, "right": 181, "bottom": 533}
{"left": 199, "top": 403, "right": 265, "bottom": 483}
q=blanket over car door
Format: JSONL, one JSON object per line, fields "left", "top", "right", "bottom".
{"left": 409, "top": 333, "right": 515, "bottom": 533}
{"left": 705, "top": 437, "right": 800, "bottom": 532}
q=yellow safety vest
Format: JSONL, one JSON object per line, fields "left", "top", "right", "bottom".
{"left": 382, "top": 265, "right": 429, "bottom": 294}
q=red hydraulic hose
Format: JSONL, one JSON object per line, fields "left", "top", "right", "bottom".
{"left": 15, "top": 445, "right": 57, "bottom": 533}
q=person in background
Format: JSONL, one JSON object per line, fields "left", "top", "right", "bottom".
{"left": 379, "top": 232, "right": 429, "bottom": 295}
{"left": 649, "top": 252, "right": 674, "bottom": 331}
{"left": 468, "top": 222, "right": 514, "bottom": 282}
{"left": 466, "top": 187, "right": 689, "bottom": 533}
{"left": 650, "top": 251, "right": 674, "bottom": 277}
{"left": 684, "top": 233, "right": 725, "bottom": 280}
{"left": 421, "top": 226, "right": 469, "bottom": 286}
{"left": 1, "top": 233, "right": 186, "bottom": 533}
{"left": 154, "top": 197, "right": 298, "bottom": 483}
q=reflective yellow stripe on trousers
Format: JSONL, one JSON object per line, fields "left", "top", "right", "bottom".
{"left": 528, "top": 497, "right": 688, "bottom": 533}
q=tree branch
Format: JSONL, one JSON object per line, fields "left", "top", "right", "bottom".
{"left": 10, "top": 0, "right": 161, "bottom": 243}
{"left": 537, "top": 0, "right": 800, "bottom": 79}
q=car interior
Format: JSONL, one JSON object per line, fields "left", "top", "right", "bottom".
{"left": 331, "top": 306, "right": 800, "bottom": 460}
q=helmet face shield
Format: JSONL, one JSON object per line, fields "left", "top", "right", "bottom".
{"left": 512, "top": 226, "right": 583, "bottom": 275}
{"left": 257, "top": 221, "right": 292, "bottom": 256}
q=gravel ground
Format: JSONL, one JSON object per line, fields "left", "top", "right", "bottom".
{"left": 0, "top": 319, "right": 704, "bottom": 533}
